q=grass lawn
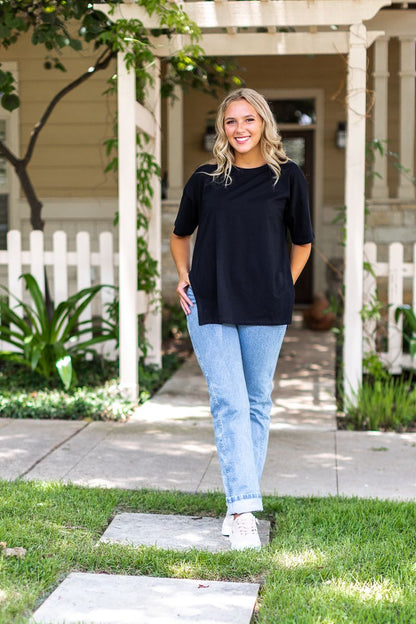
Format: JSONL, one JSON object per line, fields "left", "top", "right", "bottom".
{"left": 1, "top": 482, "right": 416, "bottom": 623}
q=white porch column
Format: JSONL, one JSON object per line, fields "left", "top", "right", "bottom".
{"left": 145, "top": 58, "right": 162, "bottom": 367}
{"left": 398, "top": 36, "right": 416, "bottom": 199}
{"left": 371, "top": 36, "right": 389, "bottom": 199}
{"left": 117, "top": 51, "right": 138, "bottom": 400}
{"left": 343, "top": 23, "right": 367, "bottom": 403}
{"left": 167, "top": 85, "right": 184, "bottom": 199}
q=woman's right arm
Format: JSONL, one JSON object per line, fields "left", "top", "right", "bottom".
{"left": 170, "top": 232, "right": 194, "bottom": 315}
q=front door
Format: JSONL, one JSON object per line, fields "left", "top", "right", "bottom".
{"left": 280, "top": 129, "right": 314, "bottom": 305}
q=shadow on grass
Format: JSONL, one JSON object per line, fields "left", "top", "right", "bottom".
{"left": 0, "top": 482, "right": 415, "bottom": 623}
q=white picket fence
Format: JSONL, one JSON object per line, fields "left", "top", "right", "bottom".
{"left": 1, "top": 232, "right": 413, "bottom": 374}
{"left": 0, "top": 230, "right": 121, "bottom": 359}
{"left": 364, "top": 241, "right": 416, "bottom": 373}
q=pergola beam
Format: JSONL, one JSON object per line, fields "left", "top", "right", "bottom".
{"left": 213, "top": 0, "right": 238, "bottom": 34}
{"left": 149, "top": 31, "right": 384, "bottom": 57}
{"left": 97, "top": 1, "right": 391, "bottom": 28}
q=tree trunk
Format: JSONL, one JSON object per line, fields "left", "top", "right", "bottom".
{"left": 14, "top": 161, "right": 44, "bottom": 231}
{"left": 0, "top": 48, "right": 115, "bottom": 232}
{"left": 13, "top": 160, "right": 54, "bottom": 318}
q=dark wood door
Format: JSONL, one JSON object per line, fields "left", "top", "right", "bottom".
{"left": 280, "top": 129, "right": 314, "bottom": 304}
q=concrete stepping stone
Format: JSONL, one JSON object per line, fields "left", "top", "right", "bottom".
{"left": 99, "top": 512, "right": 270, "bottom": 552}
{"left": 32, "top": 572, "right": 260, "bottom": 624}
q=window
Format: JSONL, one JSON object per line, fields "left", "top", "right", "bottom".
{"left": 270, "top": 99, "right": 316, "bottom": 126}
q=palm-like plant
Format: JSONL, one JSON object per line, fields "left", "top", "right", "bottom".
{"left": 0, "top": 274, "right": 117, "bottom": 389}
{"left": 395, "top": 305, "right": 416, "bottom": 360}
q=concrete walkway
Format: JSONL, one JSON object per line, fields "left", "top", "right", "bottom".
{"left": 1, "top": 319, "right": 416, "bottom": 501}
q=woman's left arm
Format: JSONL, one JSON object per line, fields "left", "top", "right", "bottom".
{"left": 290, "top": 243, "right": 312, "bottom": 285}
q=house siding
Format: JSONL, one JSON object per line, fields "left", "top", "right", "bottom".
{"left": 1, "top": 33, "right": 117, "bottom": 199}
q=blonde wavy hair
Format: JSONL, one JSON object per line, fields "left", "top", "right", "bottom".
{"left": 210, "top": 88, "right": 288, "bottom": 186}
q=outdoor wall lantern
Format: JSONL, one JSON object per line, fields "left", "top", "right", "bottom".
{"left": 203, "top": 116, "right": 216, "bottom": 152}
{"left": 336, "top": 121, "right": 347, "bottom": 149}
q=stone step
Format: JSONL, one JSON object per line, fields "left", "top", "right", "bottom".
{"left": 32, "top": 572, "right": 260, "bottom": 624}
{"left": 99, "top": 512, "right": 270, "bottom": 552}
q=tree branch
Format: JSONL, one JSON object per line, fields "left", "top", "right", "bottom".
{"left": 23, "top": 47, "right": 116, "bottom": 165}
{"left": 0, "top": 138, "right": 19, "bottom": 168}
{"left": 14, "top": 162, "right": 45, "bottom": 230}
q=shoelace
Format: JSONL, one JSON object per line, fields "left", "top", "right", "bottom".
{"left": 234, "top": 513, "right": 258, "bottom": 535}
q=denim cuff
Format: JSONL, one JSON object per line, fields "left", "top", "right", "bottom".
{"left": 227, "top": 496, "right": 263, "bottom": 515}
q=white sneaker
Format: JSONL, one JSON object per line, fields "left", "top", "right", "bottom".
{"left": 221, "top": 514, "right": 234, "bottom": 536}
{"left": 229, "top": 513, "right": 261, "bottom": 551}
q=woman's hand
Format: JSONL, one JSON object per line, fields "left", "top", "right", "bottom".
{"left": 176, "top": 275, "right": 194, "bottom": 315}
{"left": 170, "top": 233, "right": 194, "bottom": 315}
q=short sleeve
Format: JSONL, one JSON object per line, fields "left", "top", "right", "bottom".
{"left": 173, "top": 173, "right": 201, "bottom": 236}
{"left": 285, "top": 162, "right": 314, "bottom": 245}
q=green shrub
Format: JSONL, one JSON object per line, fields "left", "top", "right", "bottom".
{"left": 0, "top": 274, "right": 117, "bottom": 389}
{"left": 343, "top": 375, "right": 416, "bottom": 431}
{"left": 0, "top": 382, "right": 134, "bottom": 420}
{"left": 0, "top": 353, "right": 184, "bottom": 420}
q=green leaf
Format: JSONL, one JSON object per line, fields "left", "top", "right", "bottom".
{"left": 0, "top": 69, "right": 14, "bottom": 91}
{"left": 0, "top": 351, "right": 31, "bottom": 368}
{"left": 0, "top": 299, "right": 33, "bottom": 335}
{"left": 30, "top": 343, "right": 43, "bottom": 372}
{"left": 363, "top": 262, "right": 376, "bottom": 278}
{"left": 56, "top": 355, "right": 73, "bottom": 390}
{"left": 20, "top": 274, "right": 49, "bottom": 336}
{"left": 54, "top": 60, "right": 66, "bottom": 72}
{"left": 0, "top": 331, "right": 26, "bottom": 350}
{"left": 69, "top": 38, "right": 82, "bottom": 51}
{"left": 1, "top": 93, "right": 19, "bottom": 111}
{"left": 67, "top": 331, "right": 116, "bottom": 353}
{"left": 395, "top": 305, "right": 416, "bottom": 332}
{"left": 59, "top": 285, "right": 110, "bottom": 340}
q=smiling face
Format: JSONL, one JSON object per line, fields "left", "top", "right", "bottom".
{"left": 223, "top": 99, "right": 265, "bottom": 167}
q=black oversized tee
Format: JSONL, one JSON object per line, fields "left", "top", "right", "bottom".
{"left": 173, "top": 160, "right": 314, "bottom": 326}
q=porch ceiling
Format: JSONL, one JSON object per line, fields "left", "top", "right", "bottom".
{"left": 97, "top": 0, "right": 390, "bottom": 56}
{"left": 101, "top": 0, "right": 391, "bottom": 28}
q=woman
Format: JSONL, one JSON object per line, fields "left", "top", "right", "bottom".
{"left": 170, "top": 88, "right": 313, "bottom": 550}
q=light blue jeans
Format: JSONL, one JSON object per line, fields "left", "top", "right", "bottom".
{"left": 186, "top": 286, "right": 286, "bottom": 514}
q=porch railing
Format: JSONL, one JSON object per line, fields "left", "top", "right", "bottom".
{"left": 364, "top": 241, "right": 416, "bottom": 374}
